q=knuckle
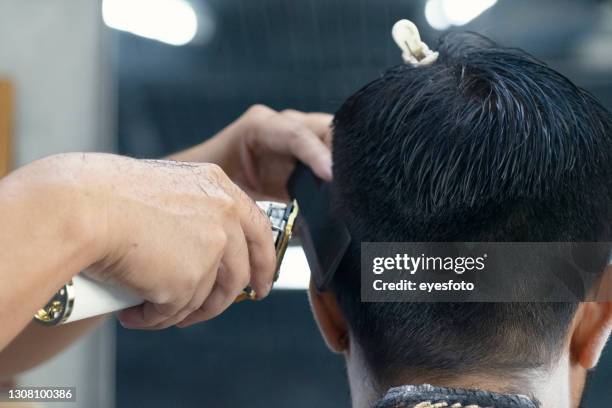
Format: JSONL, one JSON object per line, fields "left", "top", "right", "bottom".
{"left": 207, "top": 227, "right": 228, "bottom": 252}
{"left": 248, "top": 104, "right": 273, "bottom": 117}
{"left": 281, "top": 108, "right": 299, "bottom": 116}
{"left": 199, "top": 164, "right": 230, "bottom": 188}
{"left": 148, "top": 289, "right": 172, "bottom": 305}
{"left": 287, "top": 126, "right": 307, "bottom": 145}
{"left": 203, "top": 163, "right": 225, "bottom": 179}
{"left": 217, "top": 194, "right": 237, "bottom": 217}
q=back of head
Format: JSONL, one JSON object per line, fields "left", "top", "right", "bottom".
{"left": 330, "top": 32, "right": 612, "bottom": 387}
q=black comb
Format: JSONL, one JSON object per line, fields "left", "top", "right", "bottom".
{"left": 287, "top": 163, "right": 351, "bottom": 291}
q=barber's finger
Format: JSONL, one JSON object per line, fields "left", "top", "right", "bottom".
{"left": 177, "top": 282, "right": 233, "bottom": 326}
{"left": 152, "top": 220, "right": 246, "bottom": 329}
{"left": 251, "top": 110, "right": 332, "bottom": 180}
{"left": 281, "top": 110, "right": 333, "bottom": 139}
{"left": 177, "top": 242, "right": 250, "bottom": 326}
{"left": 277, "top": 111, "right": 332, "bottom": 180}
{"left": 118, "top": 298, "right": 189, "bottom": 329}
{"left": 287, "top": 123, "right": 332, "bottom": 181}
{"left": 153, "top": 254, "right": 223, "bottom": 329}
{"left": 155, "top": 286, "right": 215, "bottom": 329}
{"left": 198, "top": 223, "right": 251, "bottom": 313}
{"left": 250, "top": 109, "right": 332, "bottom": 180}
{"left": 229, "top": 186, "right": 276, "bottom": 298}
{"left": 117, "top": 305, "right": 147, "bottom": 328}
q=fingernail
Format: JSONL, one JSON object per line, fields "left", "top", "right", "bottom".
{"left": 319, "top": 155, "right": 333, "bottom": 180}
{"left": 118, "top": 318, "right": 137, "bottom": 329}
{"left": 262, "top": 281, "right": 274, "bottom": 298}
{"left": 117, "top": 309, "right": 143, "bottom": 328}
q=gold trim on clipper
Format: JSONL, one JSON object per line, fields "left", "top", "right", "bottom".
{"left": 34, "top": 280, "right": 75, "bottom": 325}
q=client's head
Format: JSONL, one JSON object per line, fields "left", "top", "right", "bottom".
{"left": 307, "top": 32, "right": 612, "bottom": 408}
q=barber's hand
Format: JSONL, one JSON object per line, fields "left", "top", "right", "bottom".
{"left": 170, "top": 105, "right": 333, "bottom": 200}
{"left": 78, "top": 154, "right": 276, "bottom": 329}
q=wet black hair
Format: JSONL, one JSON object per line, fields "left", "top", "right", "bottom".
{"left": 330, "top": 32, "right": 612, "bottom": 386}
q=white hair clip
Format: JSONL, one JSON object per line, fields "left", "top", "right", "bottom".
{"left": 392, "top": 19, "right": 439, "bottom": 66}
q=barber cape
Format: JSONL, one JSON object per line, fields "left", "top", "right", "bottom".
{"left": 373, "top": 384, "right": 539, "bottom": 408}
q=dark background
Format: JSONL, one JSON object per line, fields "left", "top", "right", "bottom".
{"left": 115, "top": 0, "right": 612, "bottom": 406}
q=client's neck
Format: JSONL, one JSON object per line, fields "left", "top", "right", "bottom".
{"left": 346, "top": 349, "right": 571, "bottom": 408}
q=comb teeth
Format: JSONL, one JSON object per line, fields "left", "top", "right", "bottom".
{"left": 412, "top": 403, "right": 482, "bottom": 408}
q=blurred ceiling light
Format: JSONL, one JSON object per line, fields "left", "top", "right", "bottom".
{"left": 425, "top": 0, "right": 497, "bottom": 30}
{"left": 102, "top": 0, "right": 198, "bottom": 46}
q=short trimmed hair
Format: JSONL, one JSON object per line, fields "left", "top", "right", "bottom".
{"left": 330, "top": 32, "right": 612, "bottom": 386}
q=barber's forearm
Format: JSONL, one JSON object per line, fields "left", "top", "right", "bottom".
{"left": 166, "top": 120, "right": 242, "bottom": 176}
{"left": 0, "top": 316, "right": 106, "bottom": 378}
{"left": 0, "top": 155, "right": 105, "bottom": 351}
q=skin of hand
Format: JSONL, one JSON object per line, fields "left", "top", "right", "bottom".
{"left": 82, "top": 154, "right": 277, "bottom": 329}
{"left": 0, "top": 152, "right": 276, "bottom": 349}
{"left": 169, "top": 104, "right": 333, "bottom": 200}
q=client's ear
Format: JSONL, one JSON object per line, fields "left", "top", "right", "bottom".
{"left": 570, "top": 302, "right": 612, "bottom": 369}
{"left": 308, "top": 279, "right": 349, "bottom": 353}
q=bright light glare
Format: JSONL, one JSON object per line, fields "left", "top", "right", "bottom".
{"left": 102, "top": 0, "right": 198, "bottom": 46}
{"left": 275, "top": 246, "right": 310, "bottom": 290}
{"left": 425, "top": 0, "right": 497, "bottom": 30}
